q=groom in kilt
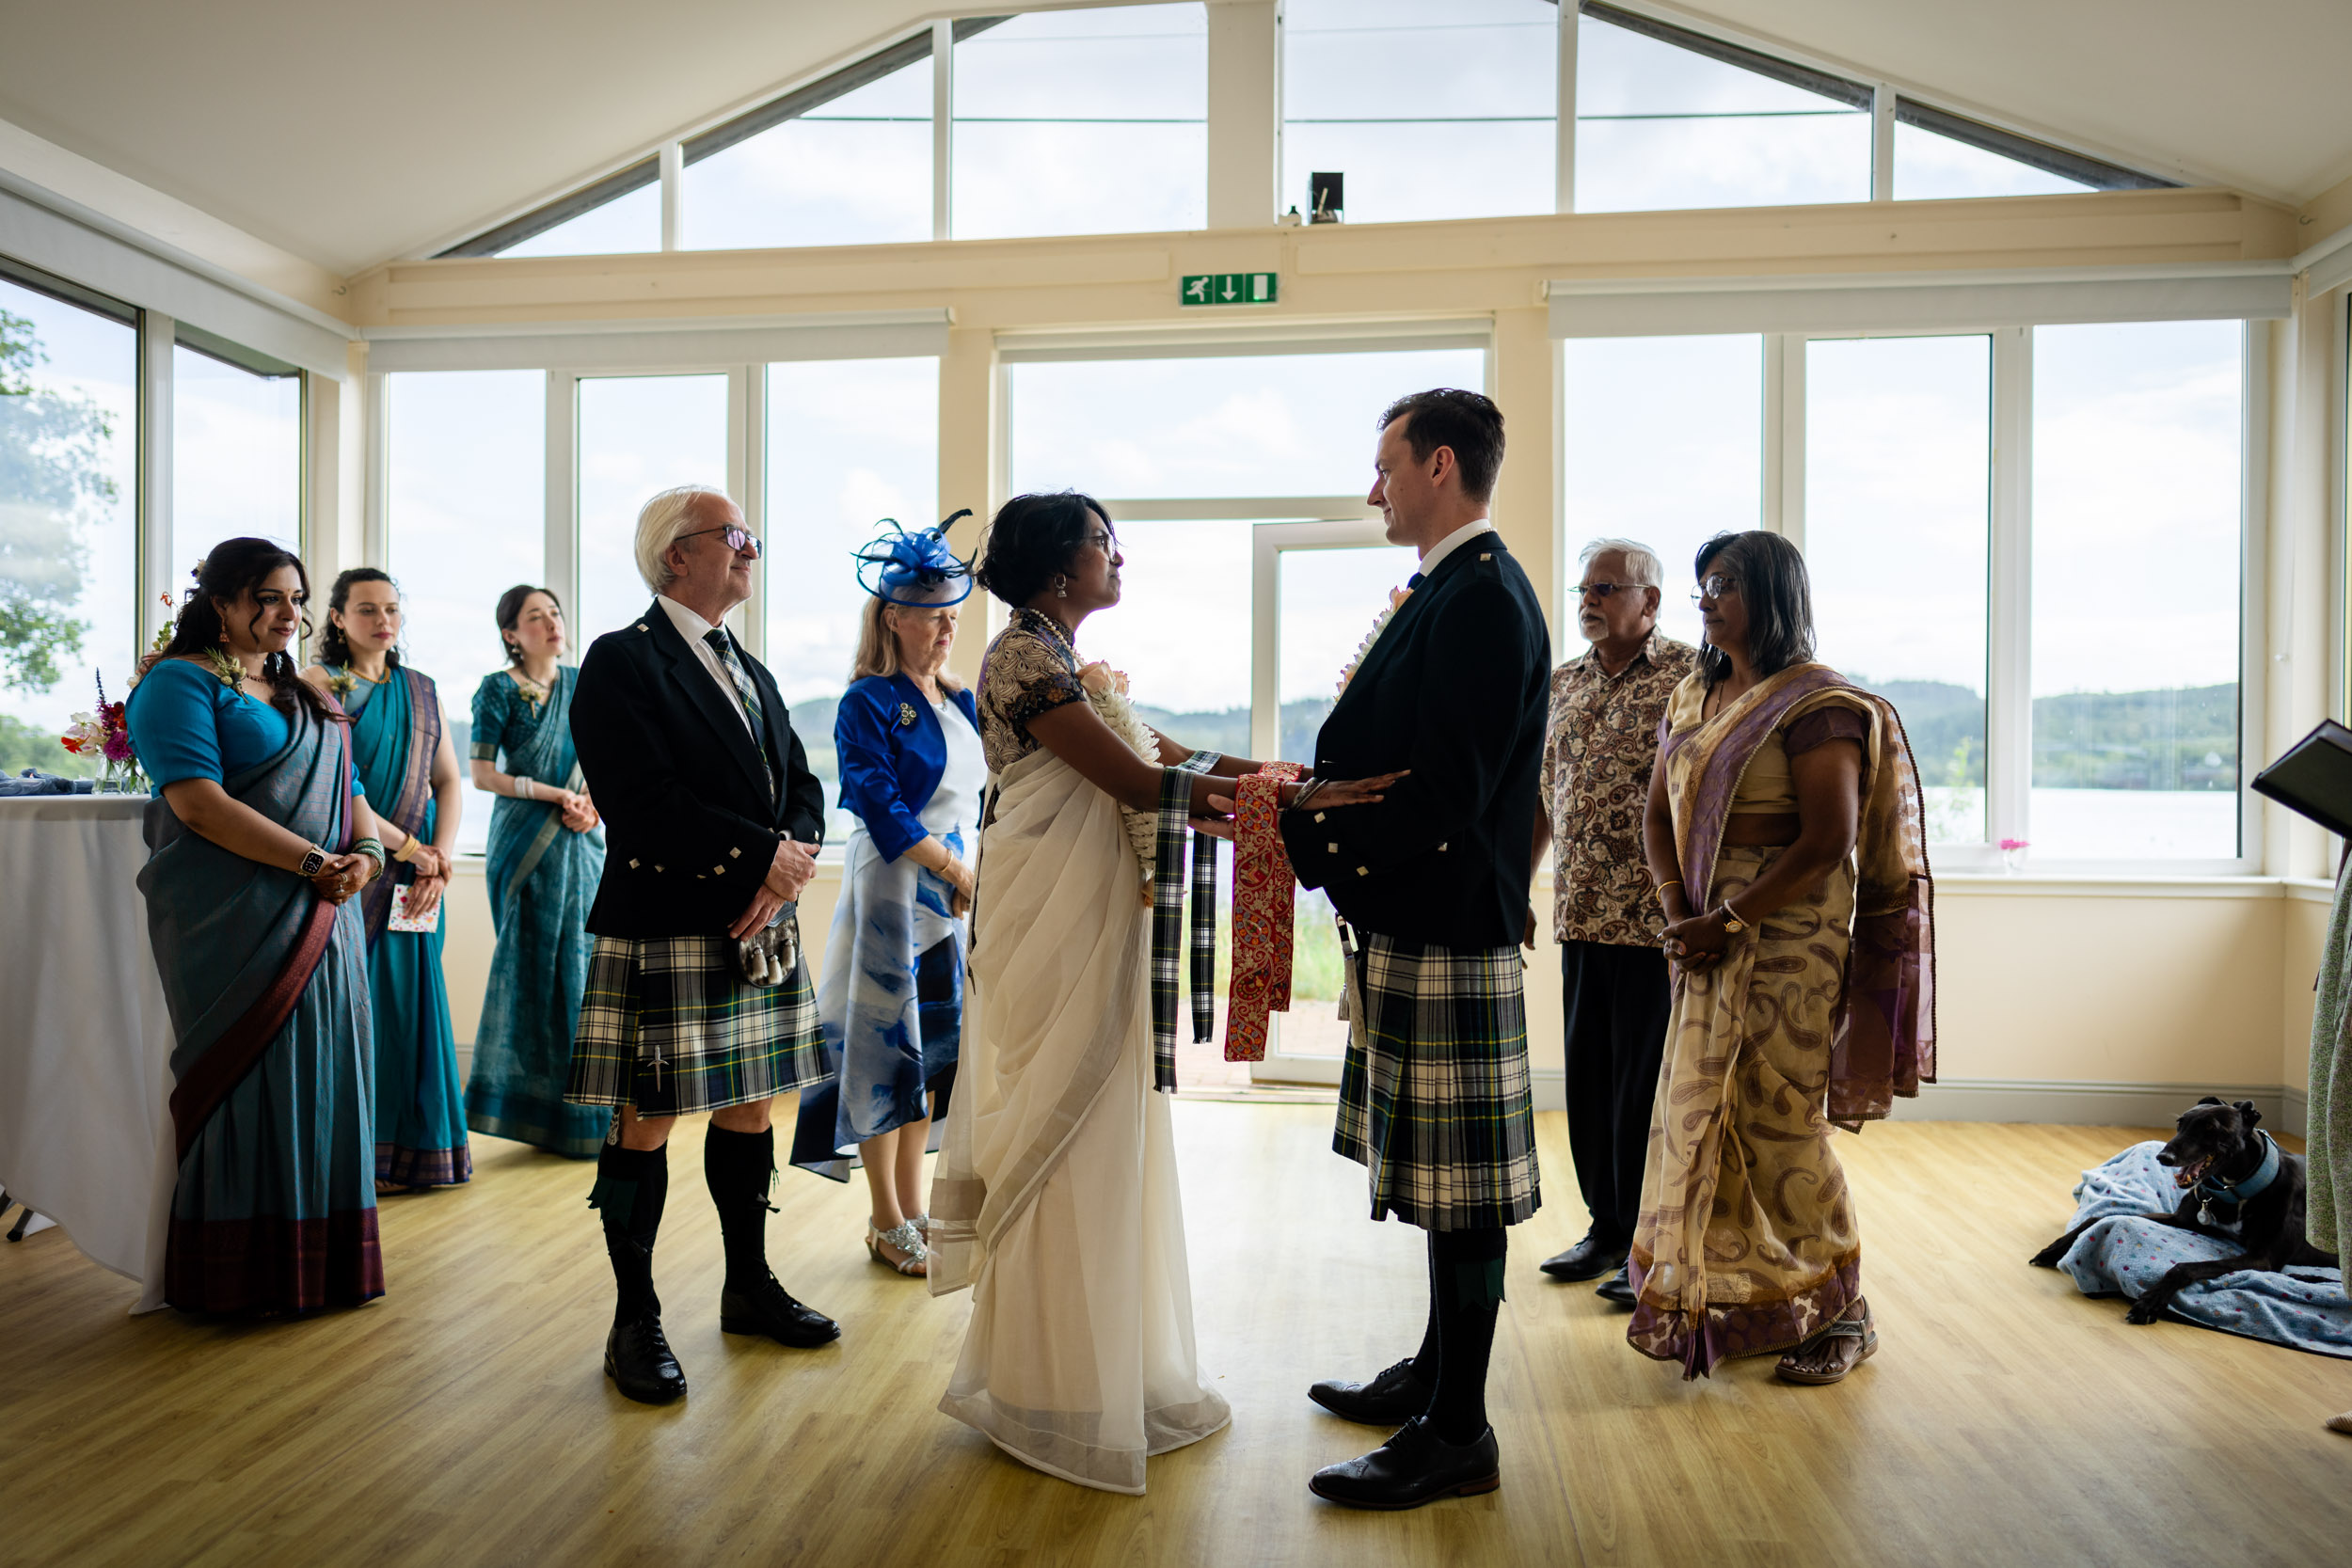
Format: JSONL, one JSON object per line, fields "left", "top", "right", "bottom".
{"left": 566, "top": 484, "right": 837, "bottom": 1404}
{"left": 1283, "top": 390, "right": 1549, "bottom": 1508}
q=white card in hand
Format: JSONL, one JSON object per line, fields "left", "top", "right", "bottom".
{"left": 388, "top": 883, "right": 442, "bottom": 934}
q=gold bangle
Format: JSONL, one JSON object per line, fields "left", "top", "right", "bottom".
{"left": 393, "top": 835, "right": 422, "bottom": 863}
{"left": 1656, "top": 879, "right": 1683, "bottom": 895}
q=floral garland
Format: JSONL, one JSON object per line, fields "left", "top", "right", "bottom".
{"left": 1078, "top": 659, "right": 1161, "bottom": 904}
{"left": 1336, "top": 585, "right": 1414, "bottom": 694}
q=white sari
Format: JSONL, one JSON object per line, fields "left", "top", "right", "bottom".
{"left": 928, "top": 746, "right": 1230, "bottom": 1494}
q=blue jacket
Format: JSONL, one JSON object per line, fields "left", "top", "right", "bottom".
{"left": 834, "top": 673, "right": 982, "bottom": 862}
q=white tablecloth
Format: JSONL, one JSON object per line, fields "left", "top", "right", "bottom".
{"left": 0, "top": 795, "right": 177, "bottom": 1311}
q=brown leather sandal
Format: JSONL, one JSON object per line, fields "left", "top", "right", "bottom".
{"left": 1775, "top": 1299, "right": 1876, "bottom": 1385}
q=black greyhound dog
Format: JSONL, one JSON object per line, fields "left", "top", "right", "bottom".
{"left": 2030, "top": 1097, "right": 2339, "bottom": 1324}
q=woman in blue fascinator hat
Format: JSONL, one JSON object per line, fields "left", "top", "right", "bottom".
{"left": 788, "top": 513, "right": 984, "bottom": 1277}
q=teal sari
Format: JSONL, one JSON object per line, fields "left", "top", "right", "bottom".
{"left": 467, "top": 667, "right": 607, "bottom": 1157}
{"left": 336, "top": 664, "right": 470, "bottom": 1187}
{"left": 129, "top": 688, "right": 381, "bottom": 1313}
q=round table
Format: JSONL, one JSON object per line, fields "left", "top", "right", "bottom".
{"left": 0, "top": 794, "right": 177, "bottom": 1310}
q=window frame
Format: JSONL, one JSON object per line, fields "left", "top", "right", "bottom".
{"left": 1555, "top": 315, "right": 2263, "bottom": 877}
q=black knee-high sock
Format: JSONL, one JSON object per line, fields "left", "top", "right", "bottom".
{"left": 704, "top": 1125, "right": 777, "bottom": 1293}
{"left": 1426, "top": 1226, "right": 1507, "bottom": 1445}
{"left": 590, "top": 1141, "right": 668, "bottom": 1323}
{"left": 1408, "top": 1234, "right": 1441, "bottom": 1384}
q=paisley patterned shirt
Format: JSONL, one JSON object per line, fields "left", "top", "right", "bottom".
{"left": 976, "top": 608, "right": 1087, "bottom": 774}
{"left": 1540, "top": 630, "right": 1698, "bottom": 945}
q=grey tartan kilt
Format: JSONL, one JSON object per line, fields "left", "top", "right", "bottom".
{"left": 1335, "top": 931, "right": 1542, "bottom": 1232}
{"left": 564, "top": 930, "right": 824, "bottom": 1117}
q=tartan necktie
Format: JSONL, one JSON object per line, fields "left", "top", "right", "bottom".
{"left": 703, "top": 627, "right": 778, "bottom": 799}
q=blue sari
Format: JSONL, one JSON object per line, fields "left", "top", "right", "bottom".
{"left": 467, "top": 667, "right": 607, "bottom": 1157}
{"left": 335, "top": 664, "right": 469, "bottom": 1187}
{"left": 131, "top": 686, "right": 381, "bottom": 1314}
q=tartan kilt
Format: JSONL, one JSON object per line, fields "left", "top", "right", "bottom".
{"left": 564, "top": 930, "right": 823, "bottom": 1117}
{"left": 1336, "top": 932, "right": 1541, "bottom": 1231}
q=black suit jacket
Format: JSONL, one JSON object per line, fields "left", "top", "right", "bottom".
{"left": 571, "top": 599, "right": 827, "bottom": 939}
{"left": 1279, "top": 531, "right": 1549, "bottom": 949}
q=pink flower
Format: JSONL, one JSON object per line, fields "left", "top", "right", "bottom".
{"left": 1077, "top": 661, "right": 1129, "bottom": 697}
{"left": 1388, "top": 586, "right": 1413, "bottom": 612}
{"left": 103, "top": 730, "right": 134, "bottom": 763}
{"left": 1998, "top": 838, "right": 2029, "bottom": 852}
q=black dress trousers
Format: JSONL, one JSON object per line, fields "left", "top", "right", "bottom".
{"left": 1560, "top": 939, "right": 1676, "bottom": 1246}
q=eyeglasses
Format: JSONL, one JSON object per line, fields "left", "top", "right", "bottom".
{"left": 1081, "top": 531, "right": 1116, "bottom": 552}
{"left": 1689, "top": 574, "right": 1740, "bottom": 604}
{"left": 679, "top": 525, "right": 763, "bottom": 559}
{"left": 1577, "top": 581, "right": 1650, "bottom": 600}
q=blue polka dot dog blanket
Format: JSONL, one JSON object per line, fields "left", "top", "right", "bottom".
{"left": 2045, "top": 1141, "right": 2349, "bottom": 1357}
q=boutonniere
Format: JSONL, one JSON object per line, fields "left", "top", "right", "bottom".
{"left": 512, "top": 672, "right": 549, "bottom": 708}
{"left": 898, "top": 702, "right": 918, "bottom": 728}
{"left": 323, "top": 666, "right": 357, "bottom": 698}
{"left": 1336, "top": 586, "right": 1414, "bottom": 694}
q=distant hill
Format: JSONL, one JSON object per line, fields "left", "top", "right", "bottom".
{"left": 1852, "top": 678, "right": 2237, "bottom": 792}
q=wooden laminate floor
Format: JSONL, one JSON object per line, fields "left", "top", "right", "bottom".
{"left": 3, "top": 1108, "right": 2347, "bottom": 1568}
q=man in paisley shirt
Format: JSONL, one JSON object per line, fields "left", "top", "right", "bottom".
{"left": 1532, "top": 538, "right": 1697, "bottom": 1302}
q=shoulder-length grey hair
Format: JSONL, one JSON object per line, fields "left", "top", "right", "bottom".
{"left": 850, "top": 589, "right": 965, "bottom": 692}
{"left": 1693, "top": 530, "right": 1816, "bottom": 687}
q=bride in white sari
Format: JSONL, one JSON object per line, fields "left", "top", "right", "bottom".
{"left": 929, "top": 494, "right": 1393, "bottom": 1494}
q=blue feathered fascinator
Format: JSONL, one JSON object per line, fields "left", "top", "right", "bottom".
{"left": 853, "top": 510, "right": 977, "bottom": 607}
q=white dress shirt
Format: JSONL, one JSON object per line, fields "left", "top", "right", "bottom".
{"left": 657, "top": 594, "right": 756, "bottom": 741}
{"left": 1416, "top": 516, "right": 1496, "bottom": 578}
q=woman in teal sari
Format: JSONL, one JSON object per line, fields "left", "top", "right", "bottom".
{"left": 465, "top": 585, "right": 607, "bottom": 1157}
{"left": 126, "top": 538, "right": 388, "bottom": 1314}
{"left": 304, "top": 568, "right": 469, "bottom": 1189}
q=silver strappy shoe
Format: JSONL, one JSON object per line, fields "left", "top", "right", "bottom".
{"left": 866, "top": 1218, "right": 929, "bottom": 1276}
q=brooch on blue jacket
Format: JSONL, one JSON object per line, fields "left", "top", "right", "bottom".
{"left": 897, "top": 702, "right": 918, "bottom": 728}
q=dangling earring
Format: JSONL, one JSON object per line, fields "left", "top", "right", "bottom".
{"left": 1055, "top": 576, "right": 1068, "bottom": 599}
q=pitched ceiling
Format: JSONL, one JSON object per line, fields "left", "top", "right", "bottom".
{"left": 0, "top": 0, "right": 2347, "bottom": 282}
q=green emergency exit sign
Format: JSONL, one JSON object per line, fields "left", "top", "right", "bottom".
{"left": 1181, "top": 272, "right": 1278, "bottom": 307}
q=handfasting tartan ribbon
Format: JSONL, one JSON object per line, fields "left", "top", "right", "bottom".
{"left": 1149, "top": 752, "right": 1223, "bottom": 1094}
{"left": 1223, "top": 761, "right": 1305, "bottom": 1062}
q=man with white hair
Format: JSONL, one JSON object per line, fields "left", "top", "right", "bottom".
{"left": 1532, "top": 538, "right": 1696, "bottom": 1304}
{"left": 563, "top": 484, "right": 833, "bottom": 1404}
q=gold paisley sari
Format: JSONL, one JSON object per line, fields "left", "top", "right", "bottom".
{"left": 1627, "top": 663, "right": 1935, "bottom": 1378}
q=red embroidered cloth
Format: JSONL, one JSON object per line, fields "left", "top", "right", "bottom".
{"left": 1224, "top": 762, "right": 1303, "bottom": 1061}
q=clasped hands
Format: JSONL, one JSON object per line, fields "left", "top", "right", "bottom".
{"left": 728, "top": 835, "right": 819, "bottom": 940}
{"left": 1661, "top": 907, "right": 1735, "bottom": 973}
{"left": 310, "top": 851, "right": 379, "bottom": 907}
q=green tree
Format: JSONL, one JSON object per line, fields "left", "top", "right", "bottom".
{"left": 1, "top": 309, "right": 117, "bottom": 692}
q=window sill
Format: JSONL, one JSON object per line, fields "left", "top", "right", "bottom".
{"left": 1936, "top": 873, "right": 2296, "bottom": 900}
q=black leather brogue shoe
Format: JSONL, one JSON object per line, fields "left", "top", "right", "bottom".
{"left": 605, "top": 1315, "right": 688, "bottom": 1404}
{"left": 720, "top": 1274, "right": 841, "bottom": 1348}
{"left": 1538, "top": 1231, "right": 1629, "bottom": 1282}
{"left": 1308, "top": 1357, "right": 1434, "bottom": 1426}
{"left": 1309, "top": 1418, "right": 1501, "bottom": 1510}
{"left": 1594, "top": 1265, "right": 1637, "bottom": 1307}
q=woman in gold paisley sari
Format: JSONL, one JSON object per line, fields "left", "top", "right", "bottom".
{"left": 1630, "top": 530, "right": 1934, "bottom": 1385}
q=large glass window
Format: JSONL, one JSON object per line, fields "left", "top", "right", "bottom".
{"left": 1561, "top": 334, "right": 1761, "bottom": 647}
{"left": 1009, "top": 346, "right": 1486, "bottom": 498}
{"left": 576, "top": 374, "right": 729, "bottom": 646}
{"left": 2032, "top": 321, "right": 2242, "bottom": 860}
{"left": 1805, "top": 334, "right": 1991, "bottom": 844}
{"left": 1893, "top": 123, "right": 2094, "bottom": 201}
{"left": 385, "top": 370, "right": 547, "bottom": 855}
{"left": 952, "top": 4, "right": 1207, "bottom": 240}
{"left": 499, "top": 181, "right": 661, "bottom": 260}
{"left": 1575, "top": 11, "right": 1870, "bottom": 213}
{"left": 172, "top": 342, "right": 300, "bottom": 581}
{"left": 0, "top": 274, "right": 136, "bottom": 778}
{"left": 685, "top": 58, "right": 932, "bottom": 250}
{"left": 763, "top": 356, "right": 940, "bottom": 845}
{"left": 1282, "top": 0, "right": 1556, "bottom": 224}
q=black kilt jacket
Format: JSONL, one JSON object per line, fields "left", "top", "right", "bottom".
{"left": 1279, "top": 531, "right": 1549, "bottom": 950}
{"left": 571, "top": 598, "right": 826, "bottom": 939}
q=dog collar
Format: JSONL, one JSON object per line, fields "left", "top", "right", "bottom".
{"left": 2196, "top": 1131, "right": 2281, "bottom": 1206}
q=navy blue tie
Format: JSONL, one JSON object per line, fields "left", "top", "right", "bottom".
{"left": 1407, "top": 572, "right": 1425, "bottom": 589}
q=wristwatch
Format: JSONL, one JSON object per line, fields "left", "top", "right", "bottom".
{"left": 1717, "top": 900, "right": 1748, "bottom": 934}
{"left": 297, "top": 845, "right": 328, "bottom": 878}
